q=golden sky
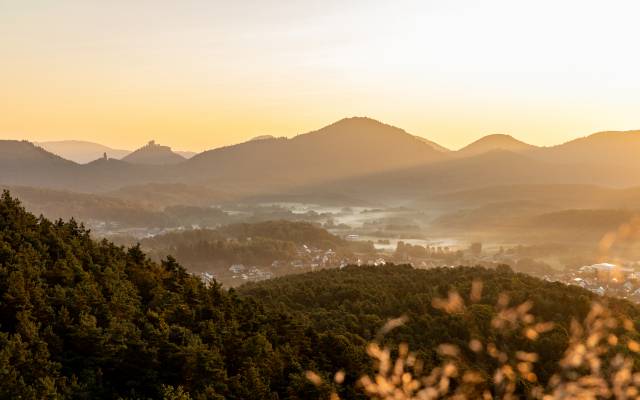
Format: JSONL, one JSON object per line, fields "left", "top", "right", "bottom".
{"left": 1, "top": 0, "right": 639, "bottom": 152}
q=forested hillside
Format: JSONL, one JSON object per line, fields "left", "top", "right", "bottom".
{"left": 136, "top": 220, "right": 373, "bottom": 277}
{"left": 219, "top": 220, "right": 347, "bottom": 249}
{"left": 2, "top": 191, "right": 640, "bottom": 399}
{"left": 240, "top": 265, "right": 640, "bottom": 396}
{"left": 0, "top": 192, "right": 338, "bottom": 399}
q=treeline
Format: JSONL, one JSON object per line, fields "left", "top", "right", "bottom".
{"left": 145, "top": 233, "right": 299, "bottom": 271}
{"left": 137, "top": 221, "right": 375, "bottom": 273}
{"left": 1, "top": 185, "right": 343, "bottom": 230}
{"left": 2, "top": 185, "right": 231, "bottom": 228}
{"left": 219, "top": 220, "right": 347, "bottom": 249}
{"left": 395, "top": 241, "right": 458, "bottom": 258}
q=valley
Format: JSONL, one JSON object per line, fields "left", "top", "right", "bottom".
{"left": 4, "top": 118, "right": 640, "bottom": 300}
{"left": 4, "top": 3, "right": 639, "bottom": 397}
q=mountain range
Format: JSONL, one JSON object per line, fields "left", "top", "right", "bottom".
{"left": 3, "top": 117, "right": 640, "bottom": 203}
{"left": 36, "top": 140, "right": 131, "bottom": 163}
{"left": 37, "top": 140, "right": 196, "bottom": 164}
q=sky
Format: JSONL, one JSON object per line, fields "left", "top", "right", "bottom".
{"left": 1, "top": 0, "right": 639, "bottom": 152}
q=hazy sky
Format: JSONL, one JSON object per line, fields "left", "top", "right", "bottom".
{"left": 1, "top": 0, "right": 639, "bottom": 151}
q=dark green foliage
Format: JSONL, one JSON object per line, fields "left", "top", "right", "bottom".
{"left": 3, "top": 190, "right": 640, "bottom": 399}
{"left": 240, "top": 264, "right": 640, "bottom": 393}
{"left": 0, "top": 192, "right": 339, "bottom": 399}
{"left": 142, "top": 229, "right": 299, "bottom": 270}
{"left": 219, "top": 220, "right": 347, "bottom": 249}
{"left": 138, "top": 220, "right": 373, "bottom": 274}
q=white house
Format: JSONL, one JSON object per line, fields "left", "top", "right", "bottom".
{"left": 229, "top": 264, "right": 246, "bottom": 274}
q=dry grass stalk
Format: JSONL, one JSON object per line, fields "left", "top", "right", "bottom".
{"left": 306, "top": 283, "right": 640, "bottom": 399}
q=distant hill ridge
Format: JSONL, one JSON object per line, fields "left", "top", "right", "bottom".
{"left": 2, "top": 120, "right": 640, "bottom": 197}
{"left": 457, "top": 133, "right": 536, "bottom": 156}
{"left": 0, "top": 140, "right": 74, "bottom": 164}
{"left": 533, "top": 130, "right": 640, "bottom": 165}
{"left": 121, "top": 140, "right": 186, "bottom": 165}
{"left": 249, "top": 134, "right": 276, "bottom": 142}
{"left": 181, "top": 117, "right": 448, "bottom": 188}
{"left": 37, "top": 140, "right": 131, "bottom": 164}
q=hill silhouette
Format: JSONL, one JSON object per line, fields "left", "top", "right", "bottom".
{"left": 3, "top": 120, "right": 640, "bottom": 200}
{"left": 307, "top": 150, "right": 590, "bottom": 202}
{"left": 457, "top": 134, "right": 536, "bottom": 156}
{"left": 425, "top": 184, "right": 640, "bottom": 210}
{"left": 0, "top": 142, "right": 168, "bottom": 192}
{"left": 248, "top": 134, "right": 276, "bottom": 142}
{"left": 36, "top": 140, "right": 197, "bottom": 163}
{"left": 0, "top": 140, "right": 76, "bottom": 167}
{"left": 122, "top": 140, "right": 186, "bottom": 165}
{"left": 37, "top": 140, "right": 131, "bottom": 163}
{"left": 532, "top": 130, "right": 640, "bottom": 165}
{"left": 411, "top": 134, "right": 451, "bottom": 152}
{"left": 0, "top": 140, "right": 81, "bottom": 188}
{"left": 179, "top": 117, "right": 448, "bottom": 190}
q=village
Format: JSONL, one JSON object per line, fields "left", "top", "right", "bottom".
{"left": 197, "top": 241, "right": 390, "bottom": 287}
{"left": 546, "top": 262, "right": 640, "bottom": 302}
{"left": 193, "top": 236, "right": 640, "bottom": 304}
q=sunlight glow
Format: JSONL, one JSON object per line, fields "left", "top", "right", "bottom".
{"left": 1, "top": 0, "right": 638, "bottom": 150}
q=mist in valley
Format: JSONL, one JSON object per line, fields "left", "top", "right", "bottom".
{"left": 3, "top": 1, "right": 640, "bottom": 397}
{"left": 4, "top": 121, "right": 640, "bottom": 296}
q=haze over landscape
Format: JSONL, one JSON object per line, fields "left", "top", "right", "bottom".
{"left": 2, "top": 1, "right": 640, "bottom": 399}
